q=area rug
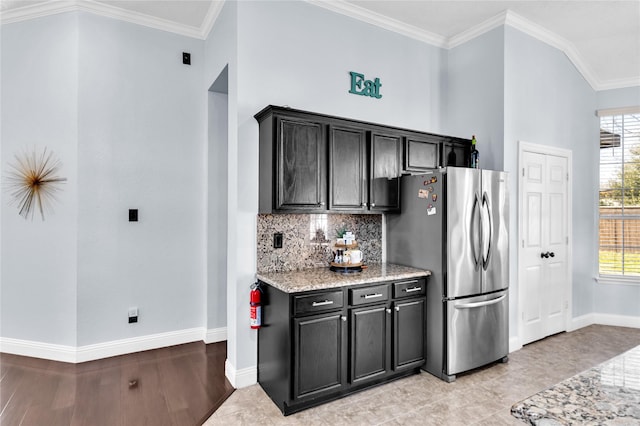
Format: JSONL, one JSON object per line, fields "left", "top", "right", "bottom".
{"left": 511, "top": 345, "right": 640, "bottom": 425}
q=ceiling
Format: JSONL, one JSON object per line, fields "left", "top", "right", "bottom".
{"left": 2, "top": 0, "right": 639, "bottom": 90}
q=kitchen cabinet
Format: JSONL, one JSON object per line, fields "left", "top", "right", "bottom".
{"left": 404, "top": 135, "right": 472, "bottom": 172}
{"left": 257, "top": 109, "right": 327, "bottom": 213}
{"left": 329, "top": 125, "right": 367, "bottom": 211}
{"left": 256, "top": 105, "right": 470, "bottom": 213}
{"left": 257, "top": 277, "right": 427, "bottom": 415}
{"left": 293, "top": 312, "right": 346, "bottom": 398}
{"left": 442, "top": 138, "right": 470, "bottom": 168}
{"left": 404, "top": 135, "right": 440, "bottom": 172}
{"left": 370, "top": 132, "right": 401, "bottom": 212}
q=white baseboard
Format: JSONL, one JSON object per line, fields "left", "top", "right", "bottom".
{"left": 569, "top": 313, "right": 595, "bottom": 331}
{"left": 509, "top": 336, "right": 522, "bottom": 353}
{"left": 225, "top": 359, "right": 257, "bottom": 389}
{"left": 0, "top": 326, "right": 228, "bottom": 363}
{"left": 0, "top": 337, "right": 77, "bottom": 363}
{"left": 76, "top": 327, "right": 205, "bottom": 363}
{"left": 593, "top": 313, "right": 640, "bottom": 329}
{"left": 205, "top": 327, "right": 227, "bottom": 344}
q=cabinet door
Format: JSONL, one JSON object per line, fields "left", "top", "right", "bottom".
{"left": 329, "top": 125, "right": 367, "bottom": 211}
{"left": 276, "top": 116, "right": 327, "bottom": 211}
{"left": 350, "top": 305, "right": 390, "bottom": 383}
{"left": 404, "top": 136, "right": 440, "bottom": 172}
{"left": 393, "top": 298, "right": 425, "bottom": 370}
{"left": 370, "top": 132, "right": 401, "bottom": 211}
{"left": 293, "top": 313, "right": 346, "bottom": 399}
{"left": 442, "top": 138, "right": 470, "bottom": 168}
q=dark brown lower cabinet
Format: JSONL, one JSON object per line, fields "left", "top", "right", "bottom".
{"left": 394, "top": 298, "right": 426, "bottom": 369}
{"left": 350, "top": 304, "right": 390, "bottom": 383}
{"left": 293, "top": 313, "right": 346, "bottom": 399}
{"left": 258, "top": 277, "right": 427, "bottom": 415}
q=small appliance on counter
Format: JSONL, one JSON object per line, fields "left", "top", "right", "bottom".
{"left": 331, "top": 231, "right": 363, "bottom": 273}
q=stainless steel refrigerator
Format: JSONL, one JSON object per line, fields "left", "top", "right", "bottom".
{"left": 387, "top": 167, "right": 509, "bottom": 382}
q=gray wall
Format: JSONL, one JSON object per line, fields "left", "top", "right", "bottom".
{"left": 1, "top": 13, "right": 79, "bottom": 346}
{"left": 503, "top": 26, "right": 599, "bottom": 318}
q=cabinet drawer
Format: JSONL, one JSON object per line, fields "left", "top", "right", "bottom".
{"left": 393, "top": 279, "right": 426, "bottom": 298}
{"left": 349, "top": 285, "right": 389, "bottom": 306}
{"left": 294, "top": 291, "right": 344, "bottom": 316}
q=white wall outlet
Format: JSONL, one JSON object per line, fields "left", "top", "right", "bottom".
{"left": 128, "top": 307, "right": 139, "bottom": 323}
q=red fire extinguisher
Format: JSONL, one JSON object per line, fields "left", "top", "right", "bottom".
{"left": 250, "top": 283, "right": 261, "bottom": 329}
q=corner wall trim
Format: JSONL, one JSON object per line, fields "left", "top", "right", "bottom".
{"left": 205, "top": 327, "right": 227, "bottom": 344}
{"left": 225, "top": 359, "right": 257, "bottom": 389}
{"left": 0, "top": 327, "right": 227, "bottom": 363}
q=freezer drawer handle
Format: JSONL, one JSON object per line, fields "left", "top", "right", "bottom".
{"left": 455, "top": 294, "right": 506, "bottom": 309}
{"left": 403, "top": 286, "right": 423, "bottom": 293}
{"left": 363, "top": 293, "right": 383, "bottom": 299}
{"left": 311, "top": 300, "right": 334, "bottom": 307}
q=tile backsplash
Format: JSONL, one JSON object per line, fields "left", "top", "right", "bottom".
{"left": 257, "top": 214, "right": 382, "bottom": 273}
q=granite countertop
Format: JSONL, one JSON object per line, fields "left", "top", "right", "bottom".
{"left": 256, "top": 263, "right": 430, "bottom": 293}
{"left": 511, "top": 344, "right": 640, "bottom": 425}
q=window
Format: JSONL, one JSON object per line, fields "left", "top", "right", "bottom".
{"left": 599, "top": 111, "right": 640, "bottom": 277}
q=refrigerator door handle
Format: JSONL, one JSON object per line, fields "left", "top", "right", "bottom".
{"left": 454, "top": 294, "right": 506, "bottom": 309}
{"left": 471, "top": 192, "right": 481, "bottom": 268}
{"left": 481, "top": 191, "right": 492, "bottom": 270}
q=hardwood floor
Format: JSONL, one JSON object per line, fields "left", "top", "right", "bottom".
{"left": 0, "top": 341, "right": 234, "bottom": 426}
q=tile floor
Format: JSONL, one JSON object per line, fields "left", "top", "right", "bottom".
{"left": 204, "top": 325, "right": 640, "bottom": 425}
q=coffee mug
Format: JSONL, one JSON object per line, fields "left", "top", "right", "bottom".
{"left": 349, "top": 250, "right": 362, "bottom": 264}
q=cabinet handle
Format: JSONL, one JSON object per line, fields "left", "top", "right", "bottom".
{"left": 363, "top": 293, "right": 383, "bottom": 299}
{"left": 319, "top": 202, "right": 325, "bottom": 206}
{"left": 371, "top": 203, "right": 376, "bottom": 207}
{"left": 403, "top": 286, "right": 422, "bottom": 293}
{"left": 341, "top": 316, "right": 347, "bottom": 322}
{"left": 311, "top": 300, "right": 334, "bottom": 307}
{"left": 386, "top": 308, "right": 391, "bottom": 314}
{"left": 395, "top": 306, "right": 400, "bottom": 312}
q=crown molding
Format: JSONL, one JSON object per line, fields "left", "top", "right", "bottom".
{"left": 0, "top": 0, "right": 214, "bottom": 40}
{"left": 201, "top": 0, "right": 225, "bottom": 40}
{"left": 306, "top": 0, "right": 447, "bottom": 47}
{"left": 2, "top": 0, "right": 636, "bottom": 91}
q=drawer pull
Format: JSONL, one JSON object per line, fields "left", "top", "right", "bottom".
{"left": 363, "top": 293, "right": 383, "bottom": 299}
{"left": 311, "top": 300, "right": 334, "bottom": 307}
{"left": 403, "top": 286, "right": 422, "bottom": 293}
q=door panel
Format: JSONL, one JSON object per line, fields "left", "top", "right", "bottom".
{"left": 481, "top": 170, "right": 509, "bottom": 293}
{"left": 446, "top": 167, "right": 481, "bottom": 298}
{"left": 330, "top": 126, "right": 367, "bottom": 210}
{"left": 293, "top": 313, "right": 344, "bottom": 399}
{"left": 446, "top": 290, "right": 509, "bottom": 375}
{"left": 370, "top": 132, "right": 401, "bottom": 211}
{"left": 350, "top": 305, "right": 389, "bottom": 383}
{"left": 521, "top": 150, "right": 568, "bottom": 345}
{"left": 276, "top": 118, "right": 326, "bottom": 210}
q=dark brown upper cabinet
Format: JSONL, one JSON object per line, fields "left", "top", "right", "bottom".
{"left": 256, "top": 105, "right": 470, "bottom": 213}
{"left": 403, "top": 135, "right": 440, "bottom": 173}
{"left": 257, "top": 109, "right": 327, "bottom": 213}
{"left": 370, "top": 131, "right": 401, "bottom": 212}
{"left": 442, "top": 138, "right": 471, "bottom": 168}
{"left": 329, "top": 125, "right": 367, "bottom": 211}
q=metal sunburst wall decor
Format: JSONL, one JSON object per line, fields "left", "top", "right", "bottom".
{"left": 5, "top": 147, "right": 67, "bottom": 220}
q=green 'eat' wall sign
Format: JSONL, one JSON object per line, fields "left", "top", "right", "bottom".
{"left": 349, "top": 71, "right": 382, "bottom": 99}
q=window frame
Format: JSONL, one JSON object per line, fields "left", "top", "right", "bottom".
{"left": 597, "top": 107, "right": 640, "bottom": 283}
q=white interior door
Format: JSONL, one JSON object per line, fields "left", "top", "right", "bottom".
{"left": 519, "top": 145, "right": 570, "bottom": 346}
